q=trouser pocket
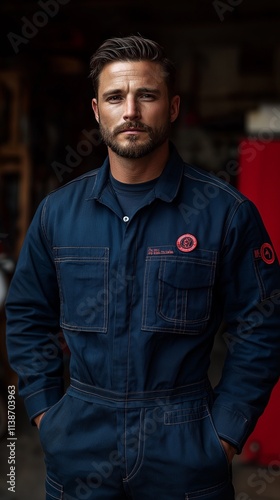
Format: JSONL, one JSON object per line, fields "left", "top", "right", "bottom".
{"left": 40, "top": 393, "right": 124, "bottom": 497}
{"left": 185, "top": 478, "right": 235, "bottom": 499}
{"left": 126, "top": 398, "right": 232, "bottom": 497}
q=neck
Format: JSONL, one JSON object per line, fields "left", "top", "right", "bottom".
{"left": 108, "top": 141, "right": 170, "bottom": 184}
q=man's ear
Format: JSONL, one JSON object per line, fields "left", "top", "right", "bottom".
{"left": 170, "top": 95, "right": 180, "bottom": 123}
{"left": 92, "top": 98, "right": 99, "bottom": 123}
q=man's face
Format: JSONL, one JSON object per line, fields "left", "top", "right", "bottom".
{"left": 92, "top": 60, "right": 180, "bottom": 159}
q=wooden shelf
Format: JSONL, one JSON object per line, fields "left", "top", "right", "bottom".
{"left": 0, "top": 71, "right": 31, "bottom": 259}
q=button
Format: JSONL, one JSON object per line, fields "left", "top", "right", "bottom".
{"left": 123, "top": 216, "right": 129, "bottom": 222}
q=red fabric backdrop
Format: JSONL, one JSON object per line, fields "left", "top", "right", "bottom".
{"left": 237, "top": 139, "right": 280, "bottom": 464}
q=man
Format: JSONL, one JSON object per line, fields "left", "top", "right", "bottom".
{"left": 5, "top": 35, "right": 280, "bottom": 499}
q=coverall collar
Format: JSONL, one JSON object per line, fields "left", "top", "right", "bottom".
{"left": 88, "top": 141, "right": 184, "bottom": 204}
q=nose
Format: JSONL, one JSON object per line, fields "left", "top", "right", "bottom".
{"left": 123, "top": 96, "right": 141, "bottom": 121}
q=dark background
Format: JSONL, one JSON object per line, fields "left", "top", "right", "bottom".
{"left": 1, "top": 1, "right": 280, "bottom": 498}
{"left": 1, "top": 0, "right": 280, "bottom": 218}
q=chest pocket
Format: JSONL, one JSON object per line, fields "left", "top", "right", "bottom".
{"left": 54, "top": 247, "right": 109, "bottom": 333}
{"left": 142, "top": 251, "right": 217, "bottom": 335}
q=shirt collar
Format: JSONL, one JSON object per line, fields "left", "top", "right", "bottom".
{"left": 87, "top": 141, "right": 184, "bottom": 203}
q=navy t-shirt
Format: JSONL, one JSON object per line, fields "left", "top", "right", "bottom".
{"left": 109, "top": 173, "right": 158, "bottom": 219}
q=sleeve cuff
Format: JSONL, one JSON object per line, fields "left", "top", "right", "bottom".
{"left": 24, "top": 385, "right": 64, "bottom": 424}
{"left": 211, "top": 403, "right": 251, "bottom": 453}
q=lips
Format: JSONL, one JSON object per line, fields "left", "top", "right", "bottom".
{"left": 122, "top": 128, "right": 145, "bottom": 133}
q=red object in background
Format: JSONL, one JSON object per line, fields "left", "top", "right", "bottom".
{"left": 238, "top": 139, "right": 280, "bottom": 255}
{"left": 240, "top": 383, "right": 280, "bottom": 465}
{"left": 237, "top": 139, "right": 280, "bottom": 465}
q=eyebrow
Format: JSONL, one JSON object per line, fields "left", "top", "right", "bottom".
{"left": 102, "top": 89, "right": 122, "bottom": 99}
{"left": 137, "top": 87, "right": 161, "bottom": 95}
{"left": 101, "top": 87, "right": 161, "bottom": 99}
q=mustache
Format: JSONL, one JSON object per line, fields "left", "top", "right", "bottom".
{"left": 114, "top": 122, "right": 151, "bottom": 134}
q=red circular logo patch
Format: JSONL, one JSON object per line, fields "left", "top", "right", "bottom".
{"left": 176, "top": 234, "right": 197, "bottom": 253}
{"left": 260, "top": 243, "right": 275, "bottom": 264}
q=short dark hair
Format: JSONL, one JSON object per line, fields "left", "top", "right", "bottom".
{"left": 89, "top": 35, "right": 177, "bottom": 99}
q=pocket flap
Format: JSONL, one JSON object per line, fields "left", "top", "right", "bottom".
{"left": 159, "top": 259, "right": 215, "bottom": 289}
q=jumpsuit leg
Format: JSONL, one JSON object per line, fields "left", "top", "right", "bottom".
{"left": 122, "top": 402, "right": 235, "bottom": 500}
{"left": 38, "top": 381, "right": 235, "bottom": 500}
{"left": 39, "top": 393, "right": 127, "bottom": 499}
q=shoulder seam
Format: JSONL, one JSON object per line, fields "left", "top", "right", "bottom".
{"left": 221, "top": 198, "right": 252, "bottom": 251}
{"left": 183, "top": 166, "right": 244, "bottom": 203}
{"left": 47, "top": 168, "right": 100, "bottom": 196}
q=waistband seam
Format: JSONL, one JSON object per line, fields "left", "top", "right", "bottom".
{"left": 69, "top": 377, "right": 211, "bottom": 403}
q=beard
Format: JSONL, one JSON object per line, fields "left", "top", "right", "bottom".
{"left": 98, "top": 119, "right": 171, "bottom": 159}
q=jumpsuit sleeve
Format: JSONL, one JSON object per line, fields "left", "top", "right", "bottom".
{"left": 212, "top": 199, "right": 280, "bottom": 453}
{"left": 5, "top": 197, "right": 64, "bottom": 424}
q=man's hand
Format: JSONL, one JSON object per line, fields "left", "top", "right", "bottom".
{"left": 34, "top": 412, "right": 46, "bottom": 429}
{"left": 220, "top": 439, "right": 237, "bottom": 463}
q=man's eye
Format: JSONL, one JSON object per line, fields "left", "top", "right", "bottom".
{"left": 141, "top": 94, "right": 156, "bottom": 100}
{"left": 107, "top": 95, "right": 122, "bottom": 102}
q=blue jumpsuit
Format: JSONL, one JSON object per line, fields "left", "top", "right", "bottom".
{"left": 5, "top": 143, "right": 280, "bottom": 499}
